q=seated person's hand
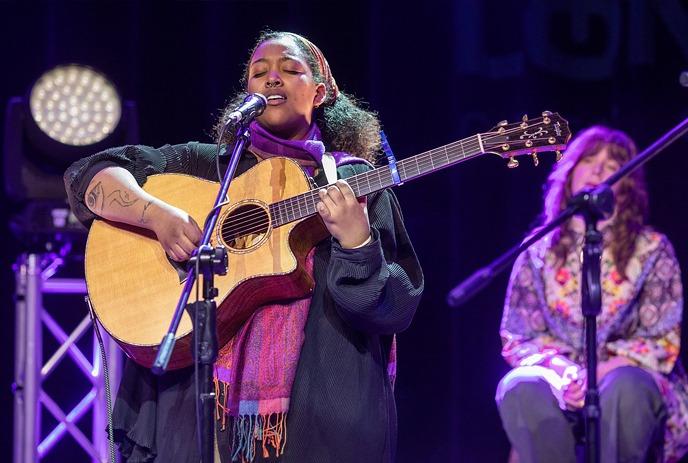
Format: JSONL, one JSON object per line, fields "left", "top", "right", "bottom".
{"left": 548, "top": 354, "right": 582, "bottom": 381}
{"left": 547, "top": 355, "right": 585, "bottom": 410}
{"left": 560, "top": 355, "right": 636, "bottom": 410}
{"left": 563, "top": 379, "right": 585, "bottom": 410}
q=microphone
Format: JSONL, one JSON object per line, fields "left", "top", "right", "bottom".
{"left": 224, "top": 93, "right": 267, "bottom": 127}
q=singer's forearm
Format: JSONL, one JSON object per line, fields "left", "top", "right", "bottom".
{"left": 85, "top": 166, "right": 161, "bottom": 230}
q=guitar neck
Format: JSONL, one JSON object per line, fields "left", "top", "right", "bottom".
{"left": 269, "top": 134, "right": 484, "bottom": 227}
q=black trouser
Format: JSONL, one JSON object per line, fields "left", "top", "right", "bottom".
{"left": 496, "top": 366, "right": 667, "bottom": 463}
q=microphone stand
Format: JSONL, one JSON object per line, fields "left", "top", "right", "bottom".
{"left": 151, "top": 120, "right": 253, "bottom": 463}
{"left": 447, "top": 117, "right": 688, "bottom": 463}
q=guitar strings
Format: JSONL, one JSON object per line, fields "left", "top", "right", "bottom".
{"left": 219, "top": 131, "right": 564, "bottom": 240}
{"left": 220, "top": 130, "right": 563, "bottom": 240}
{"left": 221, "top": 119, "right": 560, "bottom": 227}
{"left": 217, "top": 123, "right": 565, "bottom": 240}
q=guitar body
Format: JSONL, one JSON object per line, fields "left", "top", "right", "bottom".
{"left": 85, "top": 157, "right": 328, "bottom": 370}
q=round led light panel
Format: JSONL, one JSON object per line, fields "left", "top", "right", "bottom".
{"left": 29, "top": 64, "right": 121, "bottom": 146}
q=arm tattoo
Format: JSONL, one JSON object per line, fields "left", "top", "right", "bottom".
{"left": 86, "top": 182, "right": 105, "bottom": 212}
{"left": 107, "top": 189, "right": 140, "bottom": 208}
{"left": 139, "top": 201, "right": 153, "bottom": 224}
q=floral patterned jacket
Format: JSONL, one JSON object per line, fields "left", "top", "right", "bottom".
{"left": 500, "top": 227, "right": 688, "bottom": 462}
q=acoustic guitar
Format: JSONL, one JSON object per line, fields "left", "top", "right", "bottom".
{"left": 85, "top": 112, "right": 571, "bottom": 369}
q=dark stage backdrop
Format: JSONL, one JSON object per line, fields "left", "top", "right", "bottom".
{"left": 1, "top": 1, "right": 687, "bottom": 462}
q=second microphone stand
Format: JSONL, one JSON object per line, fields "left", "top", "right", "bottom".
{"left": 568, "top": 185, "right": 615, "bottom": 463}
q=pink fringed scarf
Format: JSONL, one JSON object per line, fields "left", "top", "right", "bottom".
{"left": 214, "top": 253, "right": 314, "bottom": 462}
{"left": 214, "top": 121, "right": 396, "bottom": 462}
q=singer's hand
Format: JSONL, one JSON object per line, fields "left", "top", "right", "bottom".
{"left": 149, "top": 202, "right": 202, "bottom": 262}
{"left": 316, "top": 180, "right": 371, "bottom": 249}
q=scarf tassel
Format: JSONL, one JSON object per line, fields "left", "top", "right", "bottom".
{"left": 216, "top": 376, "right": 288, "bottom": 463}
{"left": 214, "top": 378, "right": 231, "bottom": 430}
{"left": 229, "top": 413, "right": 287, "bottom": 462}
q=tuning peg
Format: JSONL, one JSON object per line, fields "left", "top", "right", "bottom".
{"left": 522, "top": 114, "right": 529, "bottom": 122}
{"left": 531, "top": 152, "right": 539, "bottom": 166}
{"left": 541, "top": 110, "right": 552, "bottom": 116}
{"left": 555, "top": 151, "right": 563, "bottom": 162}
{"left": 507, "top": 157, "right": 519, "bottom": 169}
{"left": 497, "top": 120, "right": 508, "bottom": 127}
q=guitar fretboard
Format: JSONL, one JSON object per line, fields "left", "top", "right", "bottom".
{"left": 268, "top": 134, "right": 484, "bottom": 227}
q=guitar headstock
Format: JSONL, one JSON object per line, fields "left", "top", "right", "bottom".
{"left": 480, "top": 111, "right": 571, "bottom": 168}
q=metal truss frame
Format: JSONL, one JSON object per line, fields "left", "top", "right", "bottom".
{"left": 13, "top": 252, "right": 122, "bottom": 463}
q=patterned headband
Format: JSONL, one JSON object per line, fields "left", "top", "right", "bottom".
{"left": 284, "top": 32, "right": 340, "bottom": 104}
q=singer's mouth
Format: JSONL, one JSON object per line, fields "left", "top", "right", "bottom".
{"left": 266, "top": 94, "right": 286, "bottom": 105}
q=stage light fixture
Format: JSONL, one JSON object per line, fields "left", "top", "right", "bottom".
{"left": 28, "top": 64, "right": 122, "bottom": 147}
{"left": 3, "top": 64, "right": 138, "bottom": 243}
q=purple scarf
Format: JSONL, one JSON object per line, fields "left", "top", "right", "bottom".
{"left": 248, "top": 121, "right": 363, "bottom": 175}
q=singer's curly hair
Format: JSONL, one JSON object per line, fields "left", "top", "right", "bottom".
{"left": 540, "top": 125, "right": 648, "bottom": 280}
{"left": 213, "top": 30, "right": 381, "bottom": 163}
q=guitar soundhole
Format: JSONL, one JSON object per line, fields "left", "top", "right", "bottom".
{"left": 219, "top": 203, "right": 270, "bottom": 251}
